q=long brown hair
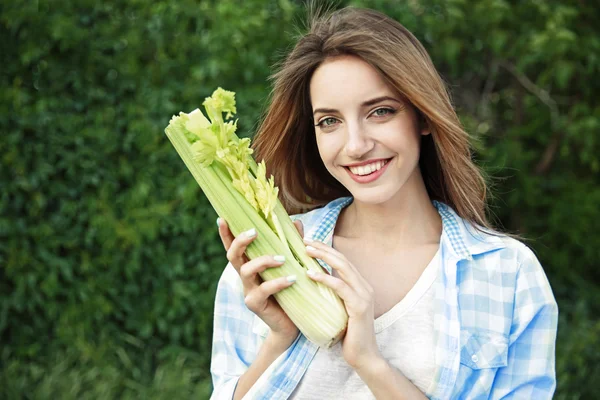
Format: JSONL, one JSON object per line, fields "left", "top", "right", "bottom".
{"left": 252, "top": 6, "right": 492, "bottom": 230}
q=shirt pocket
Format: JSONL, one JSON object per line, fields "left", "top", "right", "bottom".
{"left": 252, "top": 314, "right": 270, "bottom": 338}
{"left": 460, "top": 330, "right": 508, "bottom": 369}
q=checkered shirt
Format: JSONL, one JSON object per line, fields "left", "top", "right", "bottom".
{"left": 210, "top": 197, "right": 558, "bottom": 399}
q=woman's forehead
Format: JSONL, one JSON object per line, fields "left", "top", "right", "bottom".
{"left": 310, "top": 56, "right": 396, "bottom": 109}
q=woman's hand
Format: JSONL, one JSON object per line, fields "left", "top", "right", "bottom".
{"left": 304, "top": 238, "right": 382, "bottom": 369}
{"left": 217, "top": 218, "right": 304, "bottom": 345}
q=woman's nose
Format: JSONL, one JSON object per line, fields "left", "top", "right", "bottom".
{"left": 344, "top": 122, "right": 374, "bottom": 159}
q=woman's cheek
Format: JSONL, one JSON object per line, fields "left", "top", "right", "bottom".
{"left": 316, "top": 136, "right": 340, "bottom": 165}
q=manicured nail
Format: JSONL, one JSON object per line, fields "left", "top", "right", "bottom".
{"left": 306, "top": 245, "right": 316, "bottom": 252}
{"left": 306, "top": 269, "right": 316, "bottom": 277}
{"left": 287, "top": 275, "right": 297, "bottom": 282}
{"left": 243, "top": 228, "right": 256, "bottom": 238}
{"left": 216, "top": 217, "right": 222, "bottom": 227}
{"left": 274, "top": 255, "right": 286, "bottom": 263}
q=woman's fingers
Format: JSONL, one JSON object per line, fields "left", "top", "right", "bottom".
{"left": 239, "top": 255, "right": 286, "bottom": 287}
{"left": 306, "top": 269, "right": 354, "bottom": 303}
{"left": 304, "top": 239, "right": 363, "bottom": 285}
{"left": 244, "top": 275, "right": 297, "bottom": 313}
{"left": 303, "top": 238, "right": 357, "bottom": 271}
{"left": 257, "top": 275, "right": 297, "bottom": 298}
{"left": 307, "top": 270, "right": 374, "bottom": 317}
{"left": 216, "top": 218, "right": 235, "bottom": 250}
{"left": 224, "top": 225, "right": 258, "bottom": 270}
{"left": 293, "top": 219, "right": 304, "bottom": 238}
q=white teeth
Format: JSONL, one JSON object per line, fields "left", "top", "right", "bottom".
{"left": 348, "top": 159, "right": 388, "bottom": 176}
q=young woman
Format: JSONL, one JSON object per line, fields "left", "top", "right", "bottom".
{"left": 210, "top": 7, "right": 558, "bottom": 400}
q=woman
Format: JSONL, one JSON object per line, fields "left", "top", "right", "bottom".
{"left": 210, "top": 7, "right": 558, "bottom": 400}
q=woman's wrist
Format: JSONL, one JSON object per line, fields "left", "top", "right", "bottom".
{"left": 352, "top": 352, "right": 386, "bottom": 375}
{"left": 266, "top": 329, "right": 299, "bottom": 353}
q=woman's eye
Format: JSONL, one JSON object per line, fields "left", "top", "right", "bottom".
{"left": 372, "top": 107, "right": 395, "bottom": 117}
{"left": 318, "top": 117, "right": 339, "bottom": 128}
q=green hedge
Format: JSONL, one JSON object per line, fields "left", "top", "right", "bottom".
{"left": 1, "top": 0, "right": 598, "bottom": 398}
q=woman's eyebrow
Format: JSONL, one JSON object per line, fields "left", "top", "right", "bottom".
{"left": 312, "top": 95, "right": 402, "bottom": 116}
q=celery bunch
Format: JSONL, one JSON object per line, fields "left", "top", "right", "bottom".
{"left": 164, "top": 88, "right": 348, "bottom": 348}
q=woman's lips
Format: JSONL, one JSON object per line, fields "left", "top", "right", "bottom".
{"left": 344, "top": 158, "right": 392, "bottom": 184}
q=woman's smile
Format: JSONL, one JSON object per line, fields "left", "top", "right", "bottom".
{"left": 343, "top": 157, "right": 393, "bottom": 184}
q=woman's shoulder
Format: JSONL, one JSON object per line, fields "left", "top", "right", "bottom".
{"left": 465, "top": 221, "right": 545, "bottom": 274}
{"left": 435, "top": 200, "right": 542, "bottom": 267}
{"left": 449, "top": 209, "right": 558, "bottom": 353}
{"left": 462, "top": 230, "right": 550, "bottom": 291}
{"left": 445, "top": 207, "right": 557, "bottom": 309}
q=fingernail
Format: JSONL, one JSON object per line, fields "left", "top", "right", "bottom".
{"left": 303, "top": 237, "right": 314, "bottom": 242}
{"left": 274, "top": 255, "right": 286, "bottom": 263}
{"left": 287, "top": 275, "right": 297, "bottom": 282}
{"left": 306, "top": 245, "right": 316, "bottom": 252}
{"left": 306, "top": 269, "right": 316, "bottom": 276}
{"left": 216, "top": 217, "right": 222, "bottom": 227}
{"left": 243, "top": 228, "right": 256, "bottom": 238}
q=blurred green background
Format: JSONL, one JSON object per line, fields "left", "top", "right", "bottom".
{"left": 2, "top": 0, "right": 599, "bottom": 398}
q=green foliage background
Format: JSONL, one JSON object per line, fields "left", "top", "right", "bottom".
{"left": 1, "top": 0, "right": 598, "bottom": 398}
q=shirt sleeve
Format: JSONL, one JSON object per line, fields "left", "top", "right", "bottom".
{"left": 490, "top": 245, "right": 559, "bottom": 399}
{"left": 210, "top": 263, "right": 262, "bottom": 400}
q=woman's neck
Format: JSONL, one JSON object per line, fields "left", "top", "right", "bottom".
{"left": 335, "top": 169, "right": 442, "bottom": 250}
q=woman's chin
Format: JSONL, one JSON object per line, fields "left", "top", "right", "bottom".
{"left": 347, "top": 185, "right": 399, "bottom": 206}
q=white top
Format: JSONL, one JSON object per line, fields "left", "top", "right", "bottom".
{"left": 289, "top": 248, "right": 440, "bottom": 399}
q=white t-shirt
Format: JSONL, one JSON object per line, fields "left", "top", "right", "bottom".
{"left": 289, "top": 248, "right": 440, "bottom": 399}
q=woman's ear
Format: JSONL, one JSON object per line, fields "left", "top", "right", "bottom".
{"left": 419, "top": 113, "right": 431, "bottom": 136}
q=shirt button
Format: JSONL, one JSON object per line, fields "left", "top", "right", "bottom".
{"left": 471, "top": 354, "right": 479, "bottom": 363}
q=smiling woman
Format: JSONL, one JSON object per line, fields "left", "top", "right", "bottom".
{"left": 210, "top": 6, "right": 558, "bottom": 400}
{"left": 309, "top": 56, "right": 426, "bottom": 204}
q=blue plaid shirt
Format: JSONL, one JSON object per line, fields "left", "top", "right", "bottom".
{"left": 210, "top": 197, "right": 558, "bottom": 399}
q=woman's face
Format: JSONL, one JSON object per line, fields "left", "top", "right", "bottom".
{"left": 309, "top": 55, "right": 428, "bottom": 205}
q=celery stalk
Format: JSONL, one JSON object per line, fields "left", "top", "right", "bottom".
{"left": 164, "top": 88, "right": 348, "bottom": 348}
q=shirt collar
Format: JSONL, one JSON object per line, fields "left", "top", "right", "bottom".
{"left": 307, "top": 197, "right": 506, "bottom": 260}
{"left": 433, "top": 200, "right": 506, "bottom": 260}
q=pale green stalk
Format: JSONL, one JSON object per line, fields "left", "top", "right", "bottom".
{"left": 164, "top": 88, "right": 348, "bottom": 347}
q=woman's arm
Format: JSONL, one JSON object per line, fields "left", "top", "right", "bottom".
{"left": 210, "top": 264, "right": 256, "bottom": 399}
{"left": 210, "top": 263, "right": 299, "bottom": 400}
{"left": 212, "top": 219, "right": 304, "bottom": 399}
{"left": 489, "top": 246, "right": 558, "bottom": 399}
{"left": 232, "top": 333, "right": 296, "bottom": 400}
